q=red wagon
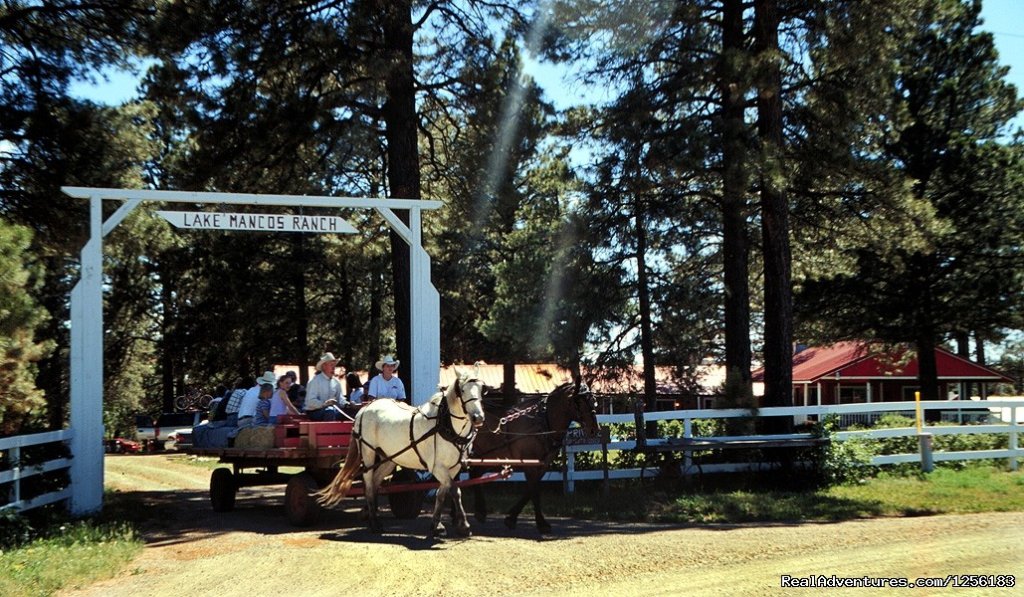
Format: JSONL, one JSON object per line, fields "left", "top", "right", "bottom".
{"left": 187, "top": 418, "right": 535, "bottom": 526}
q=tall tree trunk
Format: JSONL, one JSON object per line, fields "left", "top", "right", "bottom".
{"left": 954, "top": 330, "right": 970, "bottom": 401}
{"left": 368, "top": 269, "right": 383, "bottom": 373}
{"left": 381, "top": 0, "right": 419, "bottom": 398}
{"left": 158, "top": 259, "right": 176, "bottom": 410}
{"left": 954, "top": 331, "right": 970, "bottom": 358}
{"left": 292, "top": 234, "right": 310, "bottom": 385}
{"left": 755, "top": 0, "right": 793, "bottom": 420}
{"left": 975, "top": 334, "right": 986, "bottom": 365}
{"left": 502, "top": 360, "right": 516, "bottom": 396}
{"left": 719, "top": 0, "right": 753, "bottom": 409}
{"left": 636, "top": 199, "right": 659, "bottom": 439}
{"left": 636, "top": 201, "right": 657, "bottom": 408}
{"left": 916, "top": 330, "right": 941, "bottom": 420}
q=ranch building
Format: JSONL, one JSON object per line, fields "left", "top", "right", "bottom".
{"left": 770, "top": 341, "right": 1012, "bottom": 407}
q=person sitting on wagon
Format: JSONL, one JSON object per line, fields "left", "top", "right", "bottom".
{"left": 367, "top": 355, "right": 406, "bottom": 402}
{"left": 238, "top": 371, "right": 277, "bottom": 428}
{"left": 285, "top": 370, "right": 304, "bottom": 411}
{"left": 216, "top": 377, "right": 250, "bottom": 425}
{"left": 253, "top": 383, "right": 275, "bottom": 426}
{"left": 269, "top": 374, "right": 302, "bottom": 423}
{"left": 346, "top": 372, "right": 363, "bottom": 405}
{"left": 304, "top": 352, "right": 346, "bottom": 421}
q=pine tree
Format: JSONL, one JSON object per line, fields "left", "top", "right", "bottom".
{"left": 0, "top": 222, "right": 53, "bottom": 434}
{"left": 796, "top": 0, "right": 1024, "bottom": 401}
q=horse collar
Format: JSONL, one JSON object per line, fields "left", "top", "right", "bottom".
{"left": 437, "top": 394, "right": 475, "bottom": 448}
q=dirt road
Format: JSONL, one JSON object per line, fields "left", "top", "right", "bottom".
{"left": 61, "top": 454, "right": 1023, "bottom": 596}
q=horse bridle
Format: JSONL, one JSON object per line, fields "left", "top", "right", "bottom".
{"left": 433, "top": 377, "right": 482, "bottom": 455}
{"left": 450, "top": 377, "right": 484, "bottom": 421}
{"left": 572, "top": 384, "right": 598, "bottom": 430}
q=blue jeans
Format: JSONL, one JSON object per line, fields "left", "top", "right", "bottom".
{"left": 305, "top": 407, "right": 340, "bottom": 421}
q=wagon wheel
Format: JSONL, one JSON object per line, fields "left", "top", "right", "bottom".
{"left": 285, "top": 472, "right": 323, "bottom": 527}
{"left": 387, "top": 468, "right": 425, "bottom": 520}
{"left": 210, "top": 468, "right": 237, "bottom": 512}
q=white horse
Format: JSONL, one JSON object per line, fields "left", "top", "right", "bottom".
{"left": 317, "top": 371, "right": 486, "bottom": 538}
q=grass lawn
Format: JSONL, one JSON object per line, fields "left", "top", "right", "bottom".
{"left": 0, "top": 513, "right": 141, "bottom": 597}
{"left": 474, "top": 465, "right": 1024, "bottom": 524}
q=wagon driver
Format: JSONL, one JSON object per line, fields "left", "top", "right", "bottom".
{"left": 367, "top": 355, "right": 406, "bottom": 402}
{"left": 304, "top": 352, "right": 346, "bottom": 421}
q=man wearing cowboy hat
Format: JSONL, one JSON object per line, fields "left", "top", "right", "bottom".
{"left": 367, "top": 355, "right": 406, "bottom": 402}
{"left": 238, "top": 370, "right": 278, "bottom": 428}
{"left": 304, "top": 352, "right": 346, "bottom": 421}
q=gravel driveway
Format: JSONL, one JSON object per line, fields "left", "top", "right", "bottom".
{"left": 59, "top": 455, "right": 1024, "bottom": 596}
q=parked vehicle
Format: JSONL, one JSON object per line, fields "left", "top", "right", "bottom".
{"left": 134, "top": 412, "right": 203, "bottom": 449}
{"left": 104, "top": 437, "right": 143, "bottom": 454}
{"left": 166, "top": 427, "right": 195, "bottom": 451}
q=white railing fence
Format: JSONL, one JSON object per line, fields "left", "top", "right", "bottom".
{"left": 551, "top": 400, "right": 1023, "bottom": 492}
{"left": 0, "top": 429, "right": 74, "bottom": 513}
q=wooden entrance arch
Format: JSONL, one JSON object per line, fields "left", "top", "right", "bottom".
{"left": 62, "top": 187, "right": 442, "bottom": 515}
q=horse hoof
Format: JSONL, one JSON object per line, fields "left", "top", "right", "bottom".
{"left": 504, "top": 516, "right": 517, "bottom": 530}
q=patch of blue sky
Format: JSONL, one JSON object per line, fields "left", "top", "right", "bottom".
{"left": 980, "top": 0, "right": 1024, "bottom": 133}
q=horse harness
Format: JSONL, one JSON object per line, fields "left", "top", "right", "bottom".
{"left": 354, "top": 379, "right": 483, "bottom": 475}
{"left": 475, "top": 385, "right": 595, "bottom": 457}
{"left": 487, "top": 400, "right": 556, "bottom": 436}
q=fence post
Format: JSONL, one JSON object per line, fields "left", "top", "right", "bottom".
{"left": 918, "top": 433, "right": 934, "bottom": 473}
{"left": 1010, "top": 406, "right": 1019, "bottom": 472}
{"left": 683, "top": 416, "right": 693, "bottom": 474}
{"left": 601, "top": 427, "right": 610, "bottom": 500}
{"left": 565, "top": 446, "right": 575, "bottom": 495}
{"left": 10, "top": 446, "right": 20, "bottom": 508}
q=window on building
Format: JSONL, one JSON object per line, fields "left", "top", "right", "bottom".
{"left": 839, "top": 385, "right": 868, "bottom": 404}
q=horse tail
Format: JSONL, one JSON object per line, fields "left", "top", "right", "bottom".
{"left": 316, "top": 431, "right": 361, "bottom": 508}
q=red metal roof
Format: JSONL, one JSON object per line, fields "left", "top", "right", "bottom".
{"left": 788, "top": 342, "right": 875, "bottom": 381}
{"left": 779, "top": 342, "right": 1010, "bottom": 382}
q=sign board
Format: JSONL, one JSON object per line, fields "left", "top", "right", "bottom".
{"left": 563, "top": 427, "right": 609, "bottom": 446}
{"left": 157, "top": 210, "right": 356, "bottom": 234}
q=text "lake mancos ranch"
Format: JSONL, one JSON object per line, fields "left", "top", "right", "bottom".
{"left": 157, "top": 210, "right": 357, "bottom": 234}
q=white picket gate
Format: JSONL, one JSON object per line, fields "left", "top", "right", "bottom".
{"left": 0, "top": 429, "right": 74, "bottom": 513}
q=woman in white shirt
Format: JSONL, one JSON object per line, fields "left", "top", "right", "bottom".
{"left": 367, "top": 355, "right": 406, "bottom": 402}
{"left": 270, "top": 374, "right": 301, "bottom": 423}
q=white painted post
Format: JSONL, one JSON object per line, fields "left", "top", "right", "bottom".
{"left": 10, "top": 446, "right": 20, "bottom": 506}
{"left": 1010, "top": 407, "right": 1019, "bottom": 472}
{"left": 409, "top": 246, "right": 440, "bottom": 405}
{"left": 918, "top": 433, "right": 934, "bottom": 473}
{"left": 376, "top": 206, "right": 441, "bottom": 406}
{"left": 566, "top": 448, "right": 576, "bottom": 494}
{"left": 69, "top": 196, "right": 105, "bottom": 515}
{"left": 683, "top": 416, "right": 693, "bottom": 473}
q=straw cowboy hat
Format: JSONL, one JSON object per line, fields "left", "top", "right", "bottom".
{"left": 256, "top": 370, "right": 277, "bottom": 385}
{"left": 375, "top": 355, "right": 400, "bottom": 370}
{"left": 316, "top": 352, "right": 339, "bottom": 372}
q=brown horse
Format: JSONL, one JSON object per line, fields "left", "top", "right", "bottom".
{"left": 468, "top": 380, "right": 599, "bottom": 533}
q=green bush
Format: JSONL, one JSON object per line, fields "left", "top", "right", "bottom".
{"left": 811, "top": 415, "right": 875, "bottom": 486}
